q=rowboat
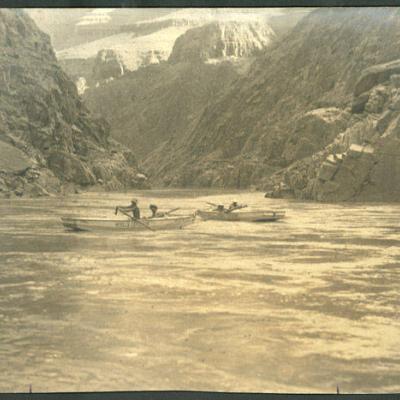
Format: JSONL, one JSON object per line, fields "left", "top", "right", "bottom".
{"left": 61, "top": 215, "right": 195, "bottom": 232}
{"left": 196, "top": 210, "right": 285, "bottom": 222}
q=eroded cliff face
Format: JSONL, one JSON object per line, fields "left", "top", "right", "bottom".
{"left": 81, "top": 15, "right": 279, "bottom": 167}
{"left": 83, "top": 61, "right": 242, "bottom": 161}
{"left": 143, "top": 8, "right": 400, "bottom": 201}
{"left": 57, "top": 9, "right": 280, "bottom": 93}
{"left": 264, "top": 61, "right": 400, "bottom": 202}
{"left": 0, "top": 9, "right": 146, "bottom": 198}
{"left": 168, "top": 21, "right": 275, "bottom": 64}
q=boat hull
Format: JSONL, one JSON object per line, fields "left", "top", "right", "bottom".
{"left": 196, "top": 210, "right": 285, "bottom": 222}
{"left": 61, "top": 215, "right": 195, "bottom": 232}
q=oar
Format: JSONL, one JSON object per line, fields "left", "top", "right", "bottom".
{"left": 117, "top": 208, "right": 154, "bottom": 232}
{"left": 206, "top": 202, "right": 218, "bottom": 207}
{"left": 165, "top": 207, "right": 180, "bottom": 215}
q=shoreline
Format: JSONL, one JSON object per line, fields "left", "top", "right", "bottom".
{"left": 2, "top": 186, "right": 400, "bottom": 208}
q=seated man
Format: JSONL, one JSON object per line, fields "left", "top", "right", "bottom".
{"left": 228, "top": 201, "right": 239, "bottom": 211}
{"left": 149, "top": 204, "right": 165, "bottom": 218}
{"left": 115, "top": 198, "right": 140, "bottom": 219}
{"left": 228, "top": 201, "right": 246, "bottom": 212}
{"left": 215, "top": 205, "right": 225, "bottom": 212}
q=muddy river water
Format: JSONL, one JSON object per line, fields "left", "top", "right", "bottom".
{"left": 0, "top": 190, "right": 399, "bottom": 393}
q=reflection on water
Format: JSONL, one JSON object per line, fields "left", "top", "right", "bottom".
{"left": 0, "top": 190, "right": 399, "bottom": 393}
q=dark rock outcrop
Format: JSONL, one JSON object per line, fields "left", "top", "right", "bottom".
{"left": 265, "top": 59, "right": 400, "bottom": 201}
{"left": 0, "top": 9, "right": 145, "bottom": 198}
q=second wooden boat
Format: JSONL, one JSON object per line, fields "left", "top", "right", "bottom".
{"left": 196, "top": 210, "right": 285, "bottom": 222}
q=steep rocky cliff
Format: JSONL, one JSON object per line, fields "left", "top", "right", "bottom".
{"left": 57, "top": 9, "right": 280, "bottom": 92}
{"left": 84, "top": 61, "right": 241, "bottom": 160}
{"left": 168, "top": 21, "right": 275, "bottom": 64}
{"left": 142, "top": 8, "right": 400, "bottom": 201}
{"left": 0, "top": 9, "right": 145, "bottom": 198}
{"left": 82, "top": 18, "right": 273, "bottom": 160}
{"left": 264, "top": 60, "right": 400, "bottom": 201}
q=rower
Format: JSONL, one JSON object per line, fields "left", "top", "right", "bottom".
{"left": 216, "top": 205, "right": 225, "bottom": 212}
{"left": 115, "top": 198, "right": 140, "bottom": 219}
{"left": 149, "top": 204, "right": 165, "bottom": 218}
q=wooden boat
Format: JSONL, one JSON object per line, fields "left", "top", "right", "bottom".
{"left": 196, "top": 210, "right": 285, "bottom": 222}
{"left": 61, "top": 215, "right": 195, "bottom": 232}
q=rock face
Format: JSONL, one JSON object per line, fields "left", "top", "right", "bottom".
{"left": 141, "top": 8, "right": 400, "bottom": 202}
{"left": 282, "top": 108, "right": 349, "bottom": 163}
{"left": 264, "top": 61, "right": 400, "bottom": 201}
{"left": 57, "top": 9, "right": 279, "bottom": 92}
{"left": 81, "top": 13, "right": 280, "bottom": 165}
{"left": 84, "top": 61, "right": 242, "bottom": 160}
{"left": 169, "top": 21, "right": 275, "bottom": 64}
{"left": 0, "top": 9, "right": 145, "bottom": 198}
{"left": 61, "top": 7, "right": 400, "bottom": 202}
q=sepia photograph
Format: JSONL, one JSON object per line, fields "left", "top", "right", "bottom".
{"left": 0, "top": 4, "right": 399, "bottom": 395}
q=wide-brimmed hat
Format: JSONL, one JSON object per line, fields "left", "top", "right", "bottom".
{"left": 131, "top": 198, "right": 138, "bottom": 204}
{"left": 149, "top": 204, "right": 157, "bottom": 209}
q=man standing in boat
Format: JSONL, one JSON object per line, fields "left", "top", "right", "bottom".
{"left": 115, "top": 198, "right": 140, "bottom": 219}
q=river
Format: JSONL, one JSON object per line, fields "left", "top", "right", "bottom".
{"left": 0, "top": 190, "right": 399, "bottom": 393}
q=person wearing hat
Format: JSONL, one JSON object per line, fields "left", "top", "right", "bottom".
{"left": 115, "top": 198, "right": 141, "bottom": 219}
